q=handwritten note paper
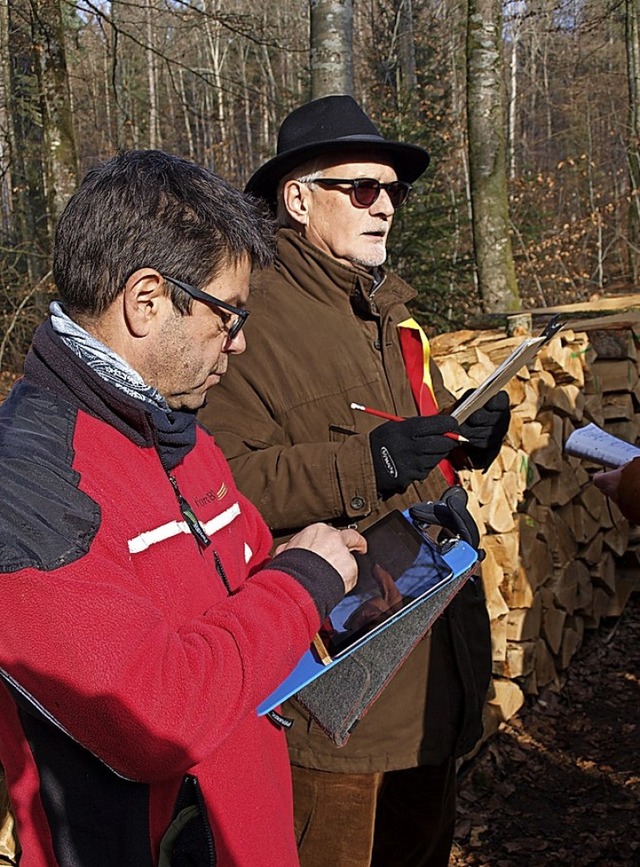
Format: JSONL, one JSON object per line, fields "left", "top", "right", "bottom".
{"left": 564, "top": 423, "right": 640, "bottom": 467}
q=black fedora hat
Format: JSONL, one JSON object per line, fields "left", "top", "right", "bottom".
{"left": 245, "top": 95, "right": 430, "bottom": 205}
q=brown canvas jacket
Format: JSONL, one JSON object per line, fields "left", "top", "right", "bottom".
{"left": 199, "top": 228, "right": 490, "bottom": 772}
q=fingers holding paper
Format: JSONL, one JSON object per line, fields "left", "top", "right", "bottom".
{"left": 592, "top": 465, "right": 624, "bottom": 500}
{"left": 457, "top": 389, "right": 511, "bottom": 471}
{"left": 593, "top": 456, "right": 640, "bottom": 523}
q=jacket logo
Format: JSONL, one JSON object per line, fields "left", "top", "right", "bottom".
{"left": 194, "top": 484, "right": 228, "bottom": 508}
{"left": 380, "top": 447, "right": 398, "bottom": 478}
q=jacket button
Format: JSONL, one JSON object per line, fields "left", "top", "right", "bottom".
{"left": 374, "top": 339, "right": 381, "bottom": 350}
{"left": 350, "top": 496, "right": 365, "bottom": 510}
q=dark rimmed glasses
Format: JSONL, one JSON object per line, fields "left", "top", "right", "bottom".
{"left": 305, "top": 177, "right": 413, "bottom": 209}
{"left": 162, "top": 275, "right": 249, "bottom": 341}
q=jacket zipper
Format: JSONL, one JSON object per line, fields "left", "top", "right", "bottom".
{"left": 213, "top": 550, "right": 233, "bottom": 595}
{"left": 168, "top": 474, "right": 211, "bottom": 550}
{"left": 370, "top": 268, "right": 387, "bottom": 298}
{"left": 169, "top": 474, "right": 233, "bottom": 595}
{"left": 173, "top": 773, "right": 217, "bottom": 866}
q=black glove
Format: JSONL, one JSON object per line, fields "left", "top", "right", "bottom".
{"left": 459, "top": 390, "right": 510, "bottom": 470}
{"left": 369, "top": 415, "right": 460, "bottom": 495}
{"left": 409, "top": 485, "right": 483, "bottom": 554}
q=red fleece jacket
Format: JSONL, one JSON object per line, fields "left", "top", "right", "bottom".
{"left": 0, "top": 401, "right": 342, "bottom": 866}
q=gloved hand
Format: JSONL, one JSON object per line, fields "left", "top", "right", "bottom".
{"left": 369, "top": 415, "right": 460, "bottom": 495}
{"left": 409, "top": 485, "right": 483, "bottom": 552}
{"left": 458, "top": 390, "right": 510, "bottom": 470}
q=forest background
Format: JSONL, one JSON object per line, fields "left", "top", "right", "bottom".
{"left": 1, "top": 0, "right": 640, "bottom": 376}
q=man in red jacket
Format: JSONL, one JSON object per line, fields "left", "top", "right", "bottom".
{"left": 0, "top": 149, "right": 364, "bottom": 866}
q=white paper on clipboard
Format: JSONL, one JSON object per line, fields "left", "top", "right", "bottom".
{"left": 450, "top": 315, "right": 566, "bottom": 424}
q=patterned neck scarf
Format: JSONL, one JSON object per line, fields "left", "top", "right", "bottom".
{"left": 50, "top": 301, "right": 170, "bottom": 412}
{"left": 49, "top": 301, "right": 197, "bottom": 471}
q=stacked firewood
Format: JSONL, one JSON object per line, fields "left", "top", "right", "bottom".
{"left": 430, "top": 311, "right": 640, "bottom": 738}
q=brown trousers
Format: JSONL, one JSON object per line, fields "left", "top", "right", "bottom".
{"left": 292, "top": 759, "right": 456, "bottom": 867}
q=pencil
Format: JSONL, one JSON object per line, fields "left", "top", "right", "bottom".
{"left": 350, "top": 403, "right": 469, "bottom": 443}
{"left": 350, "top": 402, "right": 404, "bottom": 422}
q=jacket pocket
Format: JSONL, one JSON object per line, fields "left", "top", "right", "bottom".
{"left": 329, "top": 421, "right": 357, "bottom": 442}
{"left": 159, "top": 774, "right": 216, "bottom": 867}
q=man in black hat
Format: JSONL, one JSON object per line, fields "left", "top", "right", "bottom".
{"left": 199, "top": 95, "right": 509, "bottom": 866}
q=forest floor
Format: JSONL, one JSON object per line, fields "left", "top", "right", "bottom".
{"left": 450, "top": 592, "right": 640, "bottom": 867}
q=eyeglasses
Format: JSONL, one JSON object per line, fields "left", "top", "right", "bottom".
{"left": 162, "top": 275, "right": 249, "bottom": 341}
{"left": 306, "top": 178, "right": 413, "bottom": 209}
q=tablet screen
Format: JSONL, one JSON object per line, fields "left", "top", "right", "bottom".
{"left": 316, "top": 510, "right": 454, "bottom": 659}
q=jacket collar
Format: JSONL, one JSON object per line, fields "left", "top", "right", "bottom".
{"left": 24, "top": 319, "right": 197, "bottom": 470}
{"left": 272, "top": 228, "right": 416, "bottom": 315}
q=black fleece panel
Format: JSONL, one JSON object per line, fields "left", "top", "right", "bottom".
{"left": 0, "top": 382, "right": 100, "bottom": 573}
{"left": 18, "top": 704, "right": 154, "bottom": 867}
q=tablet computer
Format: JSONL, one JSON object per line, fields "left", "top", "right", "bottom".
{"left": 256, "top": 512, "right": 477, "bottom": 717}
{"left": 313, "top": 510, "right": 454, "bottom": 661}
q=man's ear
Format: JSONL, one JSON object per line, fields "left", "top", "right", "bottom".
{"left": 282, "top": 180, "right": 310, "bottom": 227}
{"left": 123, "top": 269, "right": 167, "bottom": 337}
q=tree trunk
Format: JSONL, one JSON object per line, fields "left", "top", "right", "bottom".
{"left": 505, "top": 9, "right": 520, "bottom": 181}
{"left": 203, "top": 0, "right": 228, "bottom": 173}
{"left": 176, "top": 67, "right": 195, "bottom": 160}
{"left": 238, "top": 42, "right": 255, "bottom": 176}
{"left": 310, "top": 0, "right": 353, "bottom": 98}
{"left": 466, "top": 0, "right": 520, "bottom": 313}
{"left": 7, "top": 0, "right": 51, "bottom": 280}
{"left": 397, "top": 0, "right": 417, "bottom": 94}
{"left": 31, "top": 0, "right": 78, "bottom": 225}
{"left": 145, "top": 0, "right": 160, "bottom": 149}
{"left": 0, "top": 0, "right": 14, "bottom": 239}
{"left": 260, "top": 41, "right": 278, "bottom": 154}
{"left": 626, "top": 0, "right": 640, "bottom": 282}
{"left": 111, "top": 0, "right": 135, "bottom": 149}
{"left": 102, "top": 41, "right": 113, "bottom": 151}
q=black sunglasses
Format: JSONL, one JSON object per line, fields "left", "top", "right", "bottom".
{"left": 307, "top": 177, "right": 413, "bottom": 209}
{"left": 162, "top": 275, "right": 249, "bottom": 341}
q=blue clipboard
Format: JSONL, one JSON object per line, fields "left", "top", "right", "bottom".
{"left": 257, "top": 510, "right": 478, "bottom": 717}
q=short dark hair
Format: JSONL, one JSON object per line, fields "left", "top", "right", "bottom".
{"left": 53, "top": 149, "right": 276, "bottom": 317}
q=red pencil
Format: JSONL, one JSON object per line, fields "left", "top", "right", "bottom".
{"left": 350, "top": 403, "right": 469, "bottom": 443}
{"left": 350, "top": 402, "right": 404, "bottom": 422}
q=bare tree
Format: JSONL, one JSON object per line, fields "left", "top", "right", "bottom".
{"left": 397, "top": 0, "right": 417, "bottom": 95}
{"left": 32, "top": 0, "right": 78, "bottom": 221}
{"left": 110, "top": 0, "right": 138, "bottom": 149}
{"left": 7, "top": 0, "right": 77, "bottom": 280}
{"left": 145, "top": 0, "right": 160, "bottom": 149}
{"left": 0, "top": 0, "right": 636, "bottom": 329}
{"left": 203, "top": 0, "right": 229, "bottom": 170}
{"left": 0, "top": 0, "right": 14, "bottom": 241}
{"left": 310, "top": 0, "right": 353, "bottom": 98}
{"left": 504, "top": 3, "right": 522, "bottom": 181}
{"left": 626, "top": 0, "right": 640, "bottom": 281}
{"left": 466, "top": 0, "right": 519, "bottom": 312}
